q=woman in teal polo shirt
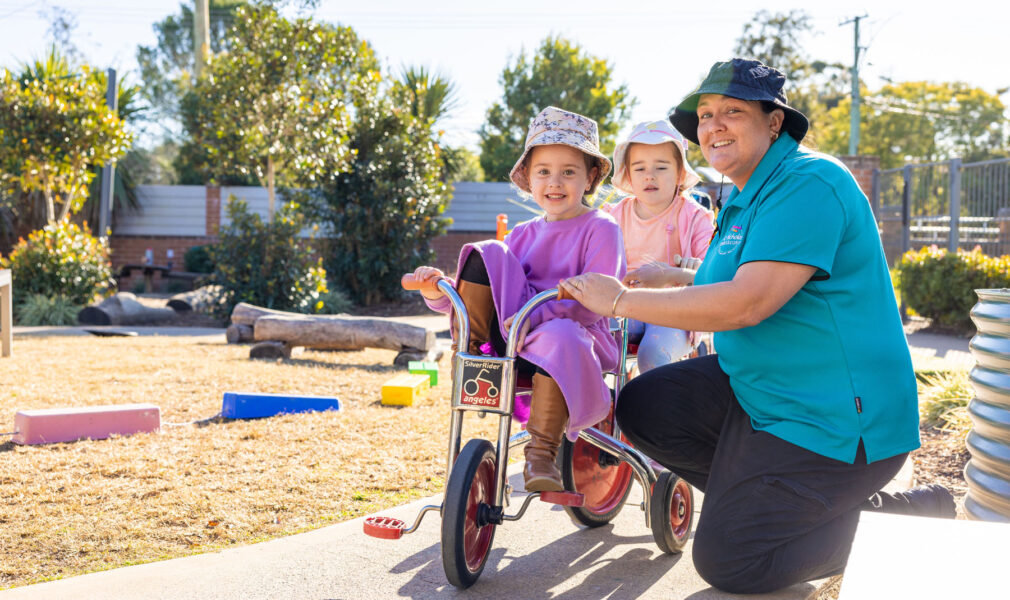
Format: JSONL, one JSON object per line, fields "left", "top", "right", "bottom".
{"left": 560, "top": 58, "right": 955, "bottom": 594}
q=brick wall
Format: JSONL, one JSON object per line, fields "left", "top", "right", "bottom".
{"left": 110, "top": 235, "right": 217, "bottom": 292}
{"left": 430, "top": 232, "right": 496, "bottom": 273}
{"left": 838, "top": 155, "right": 880, "bottom": 200}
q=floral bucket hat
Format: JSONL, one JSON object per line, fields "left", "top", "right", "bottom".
{"left": 509, "top": 106, "right": 612, "bottom": 195}
{"left": 612, "top": 120, "right": 701, "bottom": 195}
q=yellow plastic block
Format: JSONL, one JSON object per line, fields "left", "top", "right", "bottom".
{"left": 381, "top": 373, "right": 430, "bottom": 406}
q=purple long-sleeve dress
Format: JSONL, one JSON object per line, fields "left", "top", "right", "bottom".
{"left": 426, "top": 209, "right": 626, "bottom": 440}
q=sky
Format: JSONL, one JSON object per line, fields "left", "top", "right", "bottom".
{"left": 1, "top": 0, "right": 1008, "bottom": 151}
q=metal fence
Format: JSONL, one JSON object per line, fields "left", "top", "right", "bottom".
{"left": 875, "top": 157, "right": 1010, "bottom": 263}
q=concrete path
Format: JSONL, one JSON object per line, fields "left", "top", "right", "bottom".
{"left": 0, "top": 466, "right": 825, "bottom": 600}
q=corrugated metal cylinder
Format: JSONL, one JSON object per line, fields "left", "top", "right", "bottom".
{"left": 966, "top": 289, "right": 1010, "bottom": 521}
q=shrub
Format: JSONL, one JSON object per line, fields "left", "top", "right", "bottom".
{"left": 316, "top": 287, "right": 352, "bottom": 314}
{"left": 184, "top": 244, "right": 215, "bottom": 273}
{"left": 14, "top": 293, "right": 80, "bottom": 326}
{"left": 208, "top": 197, "right": 327, "bottom": 318}
{"left": 300, "top": 96, "right": 451, "bottom": 306}
{"left": 896, "top": 245, "right": 1010, "bottom": 332}
{"left": 0, "top": 220, "right": 112, "bottom": 306}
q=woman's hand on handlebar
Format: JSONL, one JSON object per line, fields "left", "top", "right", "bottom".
{"left": 559, "top": 273, "right": 626, "bottom": 318}
{"left": 411, "top": 266, "right": 446, "bottom": 300}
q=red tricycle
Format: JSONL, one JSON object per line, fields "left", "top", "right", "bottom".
{"left": 363, "top": 275, "right": 695, "bottom": 589}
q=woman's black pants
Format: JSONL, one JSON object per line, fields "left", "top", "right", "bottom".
{"left": 615, "top": 354, "right": 907, "bottom": 594}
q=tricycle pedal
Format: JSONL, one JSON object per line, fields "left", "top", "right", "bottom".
{"left": 539, "top": 490, "right": 585, "bottom": 507}
{"left": 363, "top": 516, "right": 407, "bottom": 539}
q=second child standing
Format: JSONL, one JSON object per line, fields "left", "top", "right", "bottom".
{"left": 603, "top": 120, "right": 715, "bottom": 372}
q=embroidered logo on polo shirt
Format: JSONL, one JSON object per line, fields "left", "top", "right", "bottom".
{"left": 717, "top": 225, "right": 744, "bottom": 255}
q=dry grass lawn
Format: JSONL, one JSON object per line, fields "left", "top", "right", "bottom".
{"left": 0, "top": 332, "right": 496, "bottom": 589}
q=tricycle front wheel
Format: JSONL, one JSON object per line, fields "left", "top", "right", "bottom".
{"left": 442, "top": 438, "right": 498, "bottom": 588}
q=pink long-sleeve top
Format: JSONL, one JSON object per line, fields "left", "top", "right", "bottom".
{"left": 602, "top": 194, "right": 715, "bottom": 269}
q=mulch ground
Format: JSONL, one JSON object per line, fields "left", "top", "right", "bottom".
{"left": 0, "top": 299, "right": 496, "bottom": 589}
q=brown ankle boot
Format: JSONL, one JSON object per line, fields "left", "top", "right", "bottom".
{"left": 456, "top": 280, "right": 495, "bottom": 354}
{"left": 524, "top": 373, "right": 568, "bottom": 492}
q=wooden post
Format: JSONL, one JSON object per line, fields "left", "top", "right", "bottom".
{"left": 1, "top": 269, "right": 12, "bottom": 357}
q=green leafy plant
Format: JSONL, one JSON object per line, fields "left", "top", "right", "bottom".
{"left": 184, "top": 244, "right": 215, "bottom": 273}
{"left": 14, "top": 293, "right": 79, "bottom": 326}
{"left": 0, "top": 220, "right": 112, "bottom": 307}
{"left": 896, "top": 245, "right": 1010, "bottom": 332}
{"left": 208, "top": 196, "right": 327, "bottom": 317}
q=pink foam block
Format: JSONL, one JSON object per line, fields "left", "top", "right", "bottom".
{"left": 13, "top": 403, "right": 161, "bottom": 445}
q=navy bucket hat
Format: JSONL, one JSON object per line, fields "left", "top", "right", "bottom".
{"left": 670, "top": 58, "right": 809, "bottom": 145}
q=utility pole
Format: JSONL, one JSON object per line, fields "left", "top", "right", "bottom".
{"left": 194, "top": 0, "right": 210, "bottom": 78}
{"left": 842, "top": 15, "right": 867, "bottom": 155}
{"left": 98, "top": 68, "right": 117, "bottom": 238}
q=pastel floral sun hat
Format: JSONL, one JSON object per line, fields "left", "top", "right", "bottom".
{"left": 611, "top": 120, "right": 701, "bottom": 195}
{"left": 509, "top": 106, "right": 612, "bottom": 195}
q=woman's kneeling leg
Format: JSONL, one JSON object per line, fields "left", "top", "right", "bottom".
{"left": 691, "top": 400, "right": 906, "bottom": 594}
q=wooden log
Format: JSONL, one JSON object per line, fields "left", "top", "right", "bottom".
{"left": 253, "top": 314, "right": 435, "bottom": 351}
{"left": 230, "top": 302, "right": 308, "bottom": 326}
{"left": 225, "top": 323, "right": 255, "bottom": 344}
{"left": 168, "top": 285, "right": 221, "bottom": 313}
{"left": 77, "top": 292, "right": 175, "bottom": 326}
{"left": 249, "top": 341, "right": 303, "bottom": 360}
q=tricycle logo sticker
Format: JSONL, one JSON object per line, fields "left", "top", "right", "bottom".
{"left": 460, "top": 360, "right": 504, "bottom": 408}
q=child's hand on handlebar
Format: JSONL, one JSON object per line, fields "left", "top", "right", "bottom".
{"left": 412, "top": 266, "right": 446, "bottom": 300}
{"left": 503, "top": 313, "right": 531, "bottom": 352}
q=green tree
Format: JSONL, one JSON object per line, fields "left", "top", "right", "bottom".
{"left": 301, "top": 91, "right": 452, "bottom": 306}
{"left": 135, "top": 0, "right": 247, "bottom": 131}
{"left": 180, "top": 3, "right": 379, "bottom": 219}
{"left": 0, "top": 50, "right": 131, "bottom": 229}
{"left": 448, "top": 147, "right": 484, "bottom": 183}
{"left": 478, "top": 35, "right": 635, "bottom": 182}
{"left": 732, "top": 9, "right": 849, "bottom": 143}
{"left": 819, "top": 81, "right": 1009, "bottom": 168}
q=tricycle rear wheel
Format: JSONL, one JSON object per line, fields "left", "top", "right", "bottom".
{"left": 650, "top": 470, "right": 694, "bottom": 553}
{"left": 559, "top": 417, "right": 633, "bottom": 527}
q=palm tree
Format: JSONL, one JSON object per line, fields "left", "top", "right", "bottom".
{"left": 394, "top": 65, "right": 474, "bottom": 182}
{"left": 396, "top": 65, "right": 460, "bottom": 124}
